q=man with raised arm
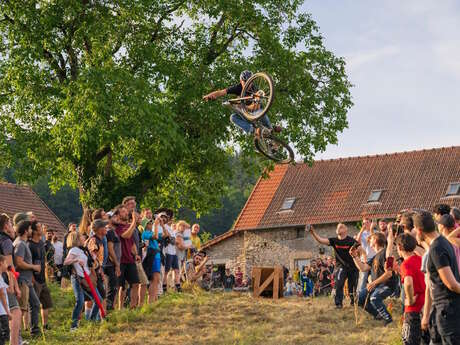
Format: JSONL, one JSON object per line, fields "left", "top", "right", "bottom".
{"left": 308, "top": 223, "right": 359, "bottom": 308}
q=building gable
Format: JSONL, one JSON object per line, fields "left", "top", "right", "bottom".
{"left": 0, "top": 183, "right": 67, "bottom": 238}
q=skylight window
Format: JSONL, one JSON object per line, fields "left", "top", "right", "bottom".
{"left": 280, "top": 197, "right": 296, "bottom": 211}
{"left": 367, "top": 190, "right": 383, "bottom": 202}
{"left": 446, "top": 183, "right": 460, "bottom": 196}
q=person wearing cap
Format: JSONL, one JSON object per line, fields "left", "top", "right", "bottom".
{"left": 141, "top": 217, "right": 161, "bottom": 303}
{"left": 202, "top": 71, "right": 281, "bottom": 137}
{"left": 86, "top": 219, "right": 108, "bottom": 312}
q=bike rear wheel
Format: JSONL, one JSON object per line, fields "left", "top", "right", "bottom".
{"left": 240, "top": 72, "right": 274, "bottom": 121}
{"left": 254, "top": 134, "right": 294, "bottom": 164}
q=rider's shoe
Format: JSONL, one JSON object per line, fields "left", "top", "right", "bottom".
{"left": 272, "top": 125, "right": 282, "bottom": 133}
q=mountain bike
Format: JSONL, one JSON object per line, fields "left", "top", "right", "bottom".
{"left": 223, "top": 72, "right": 294, "bottom": 164}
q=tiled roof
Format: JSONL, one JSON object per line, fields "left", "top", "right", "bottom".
{"left": 257, "top": 146, "right": 460, "bottom": 228}
{"left": 202, "top": 146, "right": 460, "bottom": 249}
{"left": 0, "top": 183, "right": 67, "bottom": 237}
{"left": 233, "top": 165, "right": 288, "bottom": 230}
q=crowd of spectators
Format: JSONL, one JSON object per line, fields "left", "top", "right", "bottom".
{"left": 0, "top": 196, "right": 211, "bottom": 343}
{"left": 308, "top": 204, "right": 460, "bottom": 345}
{"left": 1, "top": 198, "right": 459, "bottom": 345}
{"left": 284, "top": 257, "right": 335, "bottom": 297}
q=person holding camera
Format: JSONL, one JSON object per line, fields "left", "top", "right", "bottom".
{"left": 350, "top": 232, "right": 397, "bottom": 326}
{"left": 308, "top": 223, "right": 359, "bottom": 308}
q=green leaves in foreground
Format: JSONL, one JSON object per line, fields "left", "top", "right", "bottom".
{"left": 0, "top": 1, "right": 352, "bottom": 211}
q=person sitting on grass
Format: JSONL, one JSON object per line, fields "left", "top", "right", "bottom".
{"left": 185, "top": 252, "right": 208, "bottom": 290}
{"left": 223, "top": 268, "right": 235, "bottom": 292}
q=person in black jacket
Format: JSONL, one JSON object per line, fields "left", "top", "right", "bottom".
{"left": 309, "top": 223, "right": 359, "bottom": 308}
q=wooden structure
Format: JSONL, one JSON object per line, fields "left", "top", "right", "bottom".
{"left": 252, "top": 265, "right": 284, "bottom": 299}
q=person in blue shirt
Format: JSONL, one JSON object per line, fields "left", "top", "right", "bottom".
{"left": 300, "top": 266, "right": 313, "bottom": 297}
{"left": 141, "top": 217, "right": 162, "bottom": 303}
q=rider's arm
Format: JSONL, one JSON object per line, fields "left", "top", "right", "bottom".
{"left": 203, "top": 89, "right": 227, "bottom": 100}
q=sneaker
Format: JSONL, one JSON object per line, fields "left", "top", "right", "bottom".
{"left": 70, "top": 326, "right": 78, "bottom": 332}
{"left": 383, "top": 318, "right": 393, "bottom": 327}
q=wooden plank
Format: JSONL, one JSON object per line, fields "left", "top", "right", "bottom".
{"left": 256, "top": 271, "right": 275, "bottom": 296}
{"left": 252, "top": 267, "right": 262, "bottom": 298}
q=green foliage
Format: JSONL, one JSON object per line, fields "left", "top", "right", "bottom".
{"left": 0, "top": 1, "right": 352, "bottom": 212}
{"left": 199, "top": 231, "right": 213, "bottom": 244}
{"left": 177, "top": 154, "right": 257, "bottom": 235}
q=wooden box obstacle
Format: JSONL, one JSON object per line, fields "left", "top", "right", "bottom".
{"left": 252, "top": 265, "right": 284, "bottom": 299}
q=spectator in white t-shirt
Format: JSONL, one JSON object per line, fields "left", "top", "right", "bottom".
{"left": 162, "top": 216, "right": 181, "bottom": 292}
{"left": 64, "top": 232, "right": 102, "bottom": 331}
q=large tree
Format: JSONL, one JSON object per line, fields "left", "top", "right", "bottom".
{"left": 0, "top": 1, "right": 352, "bottom": 211}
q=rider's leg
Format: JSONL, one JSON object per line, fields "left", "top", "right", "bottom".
{"left": 230, "top": 113, "right": 254, "bottom": 134}
{"left": 260, "top": 114, "right": 272, "bottom": 129}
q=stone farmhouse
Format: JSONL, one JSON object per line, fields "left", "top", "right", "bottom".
{"left": 202, "top": 146, "right": 460, "bottom": 275}
{"left": 0, "top": 182, "right": 67, "bottom": 238}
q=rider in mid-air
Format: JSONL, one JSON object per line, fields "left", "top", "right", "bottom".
{"left": 202, "top": 70, "right": 280, "bottom": 137}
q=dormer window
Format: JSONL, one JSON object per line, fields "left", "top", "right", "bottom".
{"left": 367, "top": 190, "right": 383, "bottom": 203}
{"left": 446, "top": 183, "right": 460, "bottom": 196}
{"left": 280, "top": 197, "right": 296, "bottom": 211}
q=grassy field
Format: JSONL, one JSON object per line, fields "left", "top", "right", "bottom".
{"left": 26, "top": 285, "right": 403, "bottom": 345}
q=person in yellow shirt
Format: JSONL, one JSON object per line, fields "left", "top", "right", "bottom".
{"left": 293, "top": 267, "right": 300, "bottom": 284}
{"left": 191, "top": 224, "right": 202, "bottom": 251}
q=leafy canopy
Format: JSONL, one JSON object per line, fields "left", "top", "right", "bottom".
{"left": 0, "top": 0, "right": 352, "bottom": 211}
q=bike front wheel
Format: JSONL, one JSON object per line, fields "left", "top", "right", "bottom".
{"left": 240, "top": 72, "right": 274, "bottom": 121}
{"left": 254, "top": 134, "right": 294, "bottom": 164}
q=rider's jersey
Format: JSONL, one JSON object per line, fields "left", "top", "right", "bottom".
{"left": 226, "top": 83, "right": 242, "bottom": 96}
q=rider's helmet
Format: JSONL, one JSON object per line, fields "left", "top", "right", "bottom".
{"left": 239, "top": 70, "right": 253, "bottom": 82}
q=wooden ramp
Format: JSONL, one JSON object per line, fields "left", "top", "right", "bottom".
{"left": 252, "top": 265, "right": 284, "bottom": 299}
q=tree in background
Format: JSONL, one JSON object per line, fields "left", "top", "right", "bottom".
{"left": 0, "top": 1, "right": 352, "bottom": 214}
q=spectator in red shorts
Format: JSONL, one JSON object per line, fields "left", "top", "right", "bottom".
{"left": 397, "top": 233, "right": 426, "bottom": 345}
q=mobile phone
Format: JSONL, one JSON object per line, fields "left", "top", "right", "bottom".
{"left": 385, "top": 256, "right": 394, "bottom": 270}
{"left": 351, "top": 242, "right": 361, "bottom": 250}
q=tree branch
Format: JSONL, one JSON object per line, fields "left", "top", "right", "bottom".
{"left": 95, "top": 145, "right": 111, "bottom": 162}
{"left": 151, "top": 0, "right": 187, "bottom": 42}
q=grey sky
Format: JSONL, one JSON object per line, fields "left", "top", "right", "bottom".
{"left": 301, "top": 0, "right": 460, "bottom": 159}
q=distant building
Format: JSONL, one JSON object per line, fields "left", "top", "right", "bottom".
{"left": 0, "top": 182, "right": 67, "bottom": 238}
{"left": 202, "top": 146, "right": 460, "bottom": 275}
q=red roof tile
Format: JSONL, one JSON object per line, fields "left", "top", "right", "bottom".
{"left": 258, "top": 146, "right": 460, "bottom": 227}
{"left": 233, "top": 165, "right": 288, "bottom": 230}
{"left": 0, "top": 183, "right": 67, "bottom": 237}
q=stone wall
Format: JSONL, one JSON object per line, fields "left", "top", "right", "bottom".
{"left": 206, "top": 222, "right": 359, "bottom": 277}
{"left": 205, "top": 232, "right": 245, "bottom": 270}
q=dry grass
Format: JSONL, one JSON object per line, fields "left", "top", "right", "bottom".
{"left": 30, "top": 285, "right": 402, "bottom": 345}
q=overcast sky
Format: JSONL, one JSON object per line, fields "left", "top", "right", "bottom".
{"left": 301, "top": 0, "right": 460, "bottom": 159}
